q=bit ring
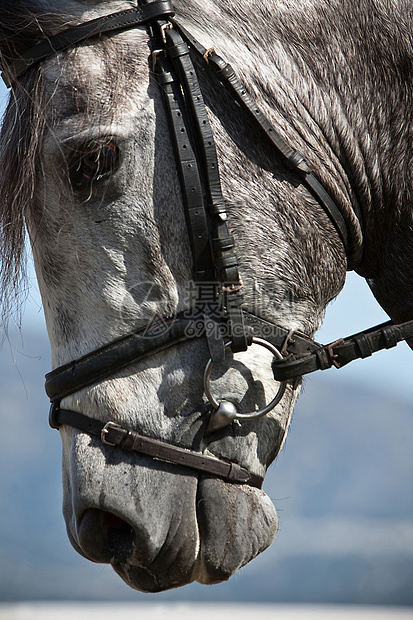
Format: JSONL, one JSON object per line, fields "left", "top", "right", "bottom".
{"left": 204, "top": 337, "right": 287, "bottom": 422}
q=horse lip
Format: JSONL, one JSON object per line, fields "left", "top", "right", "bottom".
{"left": 194, "top": 477, "right": 279, "bottom": 585}
{"left": 111, "top": 560, "right": 163, "bottom": 593}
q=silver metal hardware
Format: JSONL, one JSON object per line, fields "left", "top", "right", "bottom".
{"left": 151, "top": 49, "right": 166, "bottom": 71}
{"left": 281, "top": 328, "right": 296, "bottom": 356}
{"left": 160, "top": 22, "right": 173, "bottom": 44}
{"left": 101, "top": 421, "right": 121, "bottom": 446}
{"left": 204, "top": 337, "right": 287, "bottom": 432}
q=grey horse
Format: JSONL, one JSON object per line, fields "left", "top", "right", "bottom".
{"left": 0, "top": 0, "right": 412, "bottom": 593}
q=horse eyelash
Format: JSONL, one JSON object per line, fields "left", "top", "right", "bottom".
{"left": 66, "top": 141, "right": 119, "bottom": 191}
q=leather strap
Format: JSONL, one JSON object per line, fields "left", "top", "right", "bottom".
{"left": 44, "top": 311, "right": 315, "bottom": 403}
{"left": 272, "top": 319, "right": 413, "bottom": 381}
{"left": 2, "top": 1, "right": 174, "bottom": 87}
{"left": 157, "top": 26, "right": 249, "bottom": 354}
{"left": 154, "top": 55, "right": 215, "bottom": 283}
{"left": 49, "top": 404, "right": 263, "bottom": 489}
{"left": 45, "top": 313, "right": 201, "bottom": 402}
{"left": 171, "top": 20, "right": 364, "bottom": 270}
{"left": 154, "top": 52, "right": 229, "bottom": 361}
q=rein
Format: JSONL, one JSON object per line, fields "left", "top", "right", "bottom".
{"left": 5, "top": 0, "right": 413, "bottom": 487}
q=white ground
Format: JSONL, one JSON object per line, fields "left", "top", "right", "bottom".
{"left": 0, "top": 603, "right": 412, "bottom": 620}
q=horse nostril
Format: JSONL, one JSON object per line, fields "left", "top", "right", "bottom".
{"left": 103, "top": 512, "right": 135, "bottom": 560}
{"left": 78, "top": 508, "right": 134, "bottom": 564}
{"left": 103, "top": 511, "right": 127, "bottom": 530}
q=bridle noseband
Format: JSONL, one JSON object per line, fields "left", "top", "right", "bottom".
{"left": 5, "top": 0, "right": 413, "bottom": 488}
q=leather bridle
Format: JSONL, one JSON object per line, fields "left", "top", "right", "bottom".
{"left": 4, "top": 0, "right": 413, "bottom": 488}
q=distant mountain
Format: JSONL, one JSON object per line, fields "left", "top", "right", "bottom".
{"left": 0, "top": 325, "right": 412, "bottom": 604}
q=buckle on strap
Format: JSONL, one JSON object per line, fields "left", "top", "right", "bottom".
{"left": 101, "top": 421, "right": 122, "bottom": 446}
{"left": 326, "top": 338, "right": 346, "bottom": 368}
{"left": 227, "top": 462, "right": 249, "bottom": 484}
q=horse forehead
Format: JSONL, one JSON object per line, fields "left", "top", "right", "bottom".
{"left": 42, "top": 27, "right": 151, "bottom": 117}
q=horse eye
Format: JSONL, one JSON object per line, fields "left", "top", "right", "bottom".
{"left": 69, "top": 142, "right": 119, "bottom": 189}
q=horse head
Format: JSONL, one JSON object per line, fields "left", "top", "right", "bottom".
{"left": 0, "top": 0, "right": 411, "bottom": 592}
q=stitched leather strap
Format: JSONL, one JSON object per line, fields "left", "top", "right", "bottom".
{"left": 158, "top": 26, "right": 249, "bottom": 354}
{"left": 155, "top": 55, "right": 228, "bottom": 362}
{"left": 2, "top": 1, "right": 174, "bottom": 87}
{"left": 171, "top": 20, "right": 364, "bottom": 270}
{"left": 44, "top": 311, "right": 316, "bottom": 403}
{"left": 45, "top": 313, "right": 201, "bottom": 402}
{"left": 154, "top": 55, "right": 215, "bottom": 283}
{"left": 49, "top": 405, "right": 263, "bottom": 489}
{"left": 272, "top": 319, "right": 413, "bottom": 381}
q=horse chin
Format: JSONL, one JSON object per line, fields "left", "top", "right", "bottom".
{"left": 193, "top": 477, "right": 278, "bottom": 585}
